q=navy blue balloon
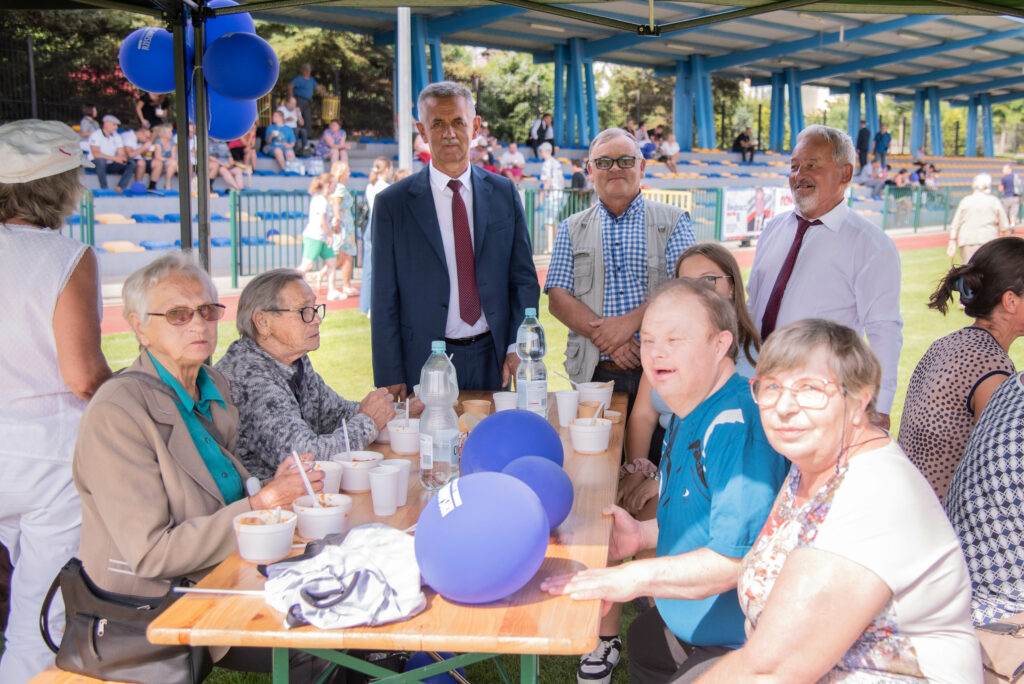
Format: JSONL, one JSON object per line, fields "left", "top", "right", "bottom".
{"left": 460, "top": 409, "right": 563, "bottom": 475}
{"left": 502, "top": 456, "right": 574, "bottom": 530}
{"left": 415, "top": 472, "right": 549, "bottom": 604}
{"left": 119, "top": 27, "right": 175, "bottom": 94}
{"left": 204, "top": 32, "right": 278, "bottom": 101}
{"left": 204, "top": 0, "right": 255, "bottom": 47}
{"left": 189, "top": 86, "right": 256, "bottom": 141}
{"left": 404, "top": 652, "right": 466, "bottom": 683}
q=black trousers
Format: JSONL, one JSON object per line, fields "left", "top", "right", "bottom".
{"left": 627, "top": 606, "right": 732, "bottom": 683}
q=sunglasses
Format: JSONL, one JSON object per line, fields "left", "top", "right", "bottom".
{"left": 267, "top": 305, "right": 326, "bottom": 323}
{"left": 148, "top": 303, "right": 226, "bottom": 326}
{"left": 592, "top": 156, "right": 638, "bottom": 170}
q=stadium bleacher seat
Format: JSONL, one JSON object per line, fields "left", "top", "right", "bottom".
{"left": 211, "top": 237, "right": 232, "bottom": 247}
{"left": 139, "top": 240, "right": 174, "bottom": 250}
{"left": 130, "top": 214, "right": 163, "bottom": 223}
{"left": 91, "top": 189, "right": 117, "bottom": 197}
{"left": 163, "top": 213, "right": 181, "bottom": 223}
{"left": 173, "top": 239, "right": 200, "bottom": 248}
{"left": 101, "top": 240, "right": 145, "bottom": 253}
{"left": 95, "top": 213, "right": 134, "bottom": 224}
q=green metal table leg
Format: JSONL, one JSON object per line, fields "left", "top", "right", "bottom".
{"left": 519, "top": 653, "right": 539, "bottom": 684}
{"left": 272, "top": 647, "right": 290, "bottom": 683}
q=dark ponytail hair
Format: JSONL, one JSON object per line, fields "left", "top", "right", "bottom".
{"left": 928, "top": 236, "right": 1024, "bottom": 317}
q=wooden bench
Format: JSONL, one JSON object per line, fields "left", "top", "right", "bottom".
{"left": 28, "top": 667, "right": 130, "bottom": 684}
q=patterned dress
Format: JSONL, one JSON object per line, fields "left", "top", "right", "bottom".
{"left": 331, "top": 183, "right": 358, "bottom": 257}
{"left": 898, "top": 326, "right": 1014, "bottom": 501}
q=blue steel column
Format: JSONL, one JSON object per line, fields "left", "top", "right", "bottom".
{"left": 701, "top": 62, "right": 715, "bottom": 148}
{"left": 847, "top": 81, "right": 861, "bottom": 140}
{"left": 863, "top": 78, "right": 878, "bottom": 138}
{"left": 786, "top": 67, "right": 804, "bottom": 146}
{"left": 565, "top": 46, "right": 578, "bottom": 147}
{"left": 429, "top": 39, "right": 444, "bottom": 83}
{"left": 928, "top": 86, "right": 944, "bottom": 157}
{"left": 966, "top": 96, "right": 978, "bottom": 157}
{"left": 770, "top": 71, "right": 785, "bottom": 152}
{"left": 981, "top": 93, "right": 994, "bottom": 158}
{"left": 911, "top": 90, "right": 925, "bottom": 154}
{"left": 674, "top": 59, "right": 693, "bottom": 151}
{"left": 569, "top": 38, "right": 588, "bottom": 146}
{"left": 553, "top": 45, "right": 566, "bottom": 149}
{"left": 584, "top": 60, "right": 599, "bottom": 143}
{"left": 692, "top": 55, "right": 714, "bottom": 149}
{"left": 410, "top": 15, "right": 429, "bottom": 104}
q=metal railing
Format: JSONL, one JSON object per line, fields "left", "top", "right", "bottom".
{"left": 878, "top": 185, "right": 966, "bottom": 232}
{"left": 61, "top": 193, "right": 94, "bottom": 245}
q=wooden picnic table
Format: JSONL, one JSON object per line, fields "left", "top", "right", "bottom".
{"left": 147, "top": 390, "right": 627, "bottom": 683}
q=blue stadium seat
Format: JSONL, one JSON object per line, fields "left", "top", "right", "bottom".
{"left": 130, "top": 214, "right": 163, "bottom": 223}
{"left": 241, "top": 236, "right": 266, "bottom": 246}
{"left": 140, "top": 240, "right": 174, "bottom": 250}
{"left": 91, "top": 189, "right": 117, "bottom": 197}
{"left": 163, "top": 213, "right": 181, "bottom": 223}
{"left": 211, "top": 237, "right": 232, "bottom": 247}
{"left": 173, "top": 239, "right": 200, "bottom": 248}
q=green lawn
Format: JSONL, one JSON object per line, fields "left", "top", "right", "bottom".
{"left": 94, "top": 246, "right": 1022, "bottom": 684}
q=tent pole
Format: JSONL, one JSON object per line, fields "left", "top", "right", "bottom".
{"left": 171, "top": 5, "right": 194, "bottom": 256}
{"left": 397, "top": 6, "right": 412, "bottom": 171}
{"left": 193, "top": 7, "right": 212, "bottom": 272}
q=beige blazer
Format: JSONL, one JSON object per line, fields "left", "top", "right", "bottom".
{"left": 73, "top": 353, "right": 253, "bottom": 598}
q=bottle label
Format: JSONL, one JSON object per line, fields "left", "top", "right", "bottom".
{"left": 525, "top": 381, "right": 547, "bottom": 410}
{"left": 438, "top": 429, "right": 460, "bottom": 466}
{"left": 419, "top": 434, "right": 433, "bottom": 469}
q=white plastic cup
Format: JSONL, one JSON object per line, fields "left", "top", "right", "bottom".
{"left": 292, "top": 493, "right": 353, "bottom": 539}
{"left": 387, "top": 458, "right": 412, "bottom": 506}
{"left": 577, "top": 382, "right": 614, "bottom": 408}
{"left": 334, "top": 451, "right": 383, "bottom": 493}
{"left": 368, "top": 465, "right": 400, "bottom": 516}
{"left": 569, "top": 418, "right": 613, "bottom": 454}
{"left": 555, "top": 390, "right": 580, "bottom": 428}
{"left": 233, "top": 510, "right": 297, "bottom": 563}
{"left": 387, "top": 418, "right": 420, "bottom": 455}
{"left": 312, "top": 460, "right": 342, "bottom": 494}
{"left": 493, "top": 391, "right": 518, "bottom": 412}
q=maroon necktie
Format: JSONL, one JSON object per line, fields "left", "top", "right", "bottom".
{"left": 759, "top": 215, "right": 822, "bottom": 340}
{"left": 448, "top": 179, "right": 481, "bottom": 325}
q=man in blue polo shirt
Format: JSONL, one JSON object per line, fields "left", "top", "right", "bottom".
{"left": 543, "top": 278, "right": 788, "bottom": 683}
{"left": 287, "top": 63, "right": 326, "bottom": 148}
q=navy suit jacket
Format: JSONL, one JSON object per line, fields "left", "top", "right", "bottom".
{"left": 370, "top": 165, "right": 540, "bottom": 390}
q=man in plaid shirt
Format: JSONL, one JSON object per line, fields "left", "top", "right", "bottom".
{"left": 546, "top": 128, "right": 695, "bottom": 415}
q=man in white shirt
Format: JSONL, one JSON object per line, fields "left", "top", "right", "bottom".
{"left": 121, "top": 126, "right": 160, "bottom": 187}
{"left": 658, "top": 133, "right": 681, "bottom": 174}
{"left": 747, "top": 124, "right": 902, "bottom": 429}
{"left": 526, "top": 113, "right": 554, "bottom": 157}
{"left": 500, "top": 142, "right": 526, "bottom": 183}
{"left": 276, "top": 96, "right": 309, "bottom": 151}
{"left": 87, "top": 115, "right": 136, "bottom": 193}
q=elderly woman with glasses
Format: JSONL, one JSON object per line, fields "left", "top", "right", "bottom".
{"left": 697, "top": 319, "right": 981, "bottom": 683}
{"left": 74, "top": 252, "right": 320, "bottom": 592}
{"left": 216, "top": 269, "right": 397, "bottom": 481}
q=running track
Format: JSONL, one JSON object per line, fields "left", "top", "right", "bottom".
{"left": 99, "top": 231, "right": 948, "bottom": 336}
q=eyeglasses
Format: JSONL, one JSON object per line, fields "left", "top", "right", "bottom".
{"left": 267, "top": 305, "right": 326, "bottom": 323}
{"left": 685, "top": 275, "right": 733, "bottom": 285}
{"left": 749, "top": 377, "right": 842, "bottom": 410}
{"left": 592, "top": 156, "right": 638, "bottom": 171}
{"left": 148, "top": 303, "right": 226, "bottom": 326}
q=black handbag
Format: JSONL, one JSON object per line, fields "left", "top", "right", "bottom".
{"left": 40, "top": 557, "right": 212, "bottom": 684}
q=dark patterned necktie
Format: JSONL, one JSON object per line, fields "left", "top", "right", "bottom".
{"left": 760, "top": 215, "right": 822, "bottom": 340}
{"left": 448, "top": 179, "right": 481, "bottom": 325}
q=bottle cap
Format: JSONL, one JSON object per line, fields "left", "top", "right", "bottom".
{"left": 525, "top": 308, "right": 537, "bottom": 318}
{"left": 431, "top": 340, "right": 446, "bottom": 353}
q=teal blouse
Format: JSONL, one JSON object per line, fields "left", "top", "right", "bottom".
{"left": 148, "top": 352, "right": 245, "bottom": 503}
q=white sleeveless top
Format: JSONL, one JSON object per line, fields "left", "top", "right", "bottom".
{"left": 0, "top": 224, "right": 94, "bottom": 464}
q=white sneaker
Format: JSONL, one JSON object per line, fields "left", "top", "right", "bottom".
{"left": 577, "top": 636, "right": 621, "bottom": 684}
{"left": 327, "top": 289, "right": 347, "bottom": 301}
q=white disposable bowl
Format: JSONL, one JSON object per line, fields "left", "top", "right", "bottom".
{"left": 336, "top": 451, "right": 384, "bottom": 492}
{"left": 387, "top": 418, "right": 420, "bottom": 455}
{"left": 233, "top": 509, "right": 297, "bottom": 563}
{"left": 293, "top": 493, "right": 353, "bottom": 539}
{"left": 577, "top": 382, "right": 614, "bottom": 408}
{"left": 311, "top": 460, "right": 342, "bottom": 494}
{"left": 569, "top": 418, "right": 613, "bottom": 454}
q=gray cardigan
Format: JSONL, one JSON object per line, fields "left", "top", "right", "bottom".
{"left": 216, "top": 336, "right": 378, "bottom": 480}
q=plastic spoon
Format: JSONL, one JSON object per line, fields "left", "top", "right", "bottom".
{"left": 588, "top": 401, "right": 606, "bottom": 426}
{"left": 342, "top": 419, "right": 352, "bottom": 459}
{"left": 554, "top": 370, "right": 578, "bottom": 389}
{"left": 292, "top": 451, "right": 321, "bottom": 508}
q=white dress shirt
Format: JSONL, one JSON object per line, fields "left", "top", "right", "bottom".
{"left": 427, "top": 162, "right": 491, "bottom": 340}
{"left": 747, "top": 201, "right": 903, "bottom": 413}
{"left": 88, "top": 130, "right": 125, "bottom": 158}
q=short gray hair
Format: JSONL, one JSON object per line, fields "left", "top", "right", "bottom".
{"left": 973, "top": 173, "right": 993, "bottom": 193}
{"left": 588, "top": 128, "right": 642, "bottom": 161}
{"left": 417, "top": 81, "right": 474, "bottom": 120}
{"left": 122, "top": 252, "right": 217, "bottom": 327}
{"left": 796, "top": 124, "right": 856, "bottom": 169}
{"left": 236, "top": 268, "right": 305, "bottom": 339}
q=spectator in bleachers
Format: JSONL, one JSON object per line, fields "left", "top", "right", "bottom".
{"left": 209, "top": 139, "right": 244, "bottom": 192}
{"left": 315, "top": 119, "right": 349, "bottom": 165}
{"left": 298, "top": 173, "right": 340, "bottom": 299}
{"left": 88, "top": 114, "right": 136, "bottom": 194}
{"left": 1001, "top": 164, "right": 1019, "bottom": 230}
{"left": 637, "top": 122, "right": 657, "bottom": 159}
{"left": 153, "top": 123, "right": 177, "bottom": 191}
{"left": 123, "top": 126, "right": 161, "bottom": 190}
{"left": 659, "top": 133, "right": 681, "bottom": 174}
{"left": 912, "top": 144, "right": 927, "bottom": 168}
{"left": 479, "top": 151, "right": 499, "bottom": 175}
{"left": 901, "top": 236, "right": 1023, "bottom": 502}
{"left": 859, "top": 160, "right": 886, "bottom": 200}
{"left": 0, "top": 118, "right": 111, "bottom": 684}
{"left": 287, "top": 63, "right": 326, "bottom": 145}
{"left": 472, "top": 121, "right": 492, "bottom": 151}
{"left": 228, "top": 123, "right": 258, "bottom": 177}
{"left": 946, "top": 174, "right": 1010, "bottom": 264}
{"left": 78, "top": 104, "right": 99, "bottom": 156}
{"left": 891, "top": 168, "right": 914, "bottom": 224}
{"left": 329, "top": 161, "right": 358, "bottom": 299}
{"left": 623, "top": 118, "right": 637, "bottom": 138}
{"left": 360, "top": 156, "right": 393, "bottom": 318}
{"left": 413, "top": 132, "right": 431, "bottom": 165}
{"left": 500, "top": 142, "right": 525, "bottom": 183}
{"left": 923, "top": 163, "right": 940, "bottom": 190}
{"left": 391, "top": 167, "right": 412, "bottom": 182}
{"left": 263, "top": 109, "right": 296, "bottom": 172}
{"left": 570, "top": 158, "right": 587, "bottom": 190}
{"left": 539, "top": 142, "right": 564, "bottom": 243}
{"left": 732, "top": 127, "right": 756, "bottom": 163}
{"left": 651, "top": 124, "right": 665, "bottom": 147}
{"left": 276, "top": 96, "right": 309, "bottom": 153}
{"left": 873, "top": 123, "right": 891, "bottom": 167}
{"left": 855, "top": 119, "right": 870, "bottom": 174}
{"left": 134, "top": 91, "right": 167, "bottom": 129}
{"left": 526, "top": 113, "right": 554, "bottom": 157}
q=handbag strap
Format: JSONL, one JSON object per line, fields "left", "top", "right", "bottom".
{"left": 39, "top": 567, "right": 63, "bottom": 654}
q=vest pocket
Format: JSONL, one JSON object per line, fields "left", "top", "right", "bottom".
{"left": 573, "top": 251, "right": 594, "bottom": 295}
{"left": 564, "top": 337, "right": 584, "bottom": 378}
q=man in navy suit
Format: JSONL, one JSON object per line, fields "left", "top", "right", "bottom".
{"left": 371, "top": 81, "right": 540, "bottom": 396}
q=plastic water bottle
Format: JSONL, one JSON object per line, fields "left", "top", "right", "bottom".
{"left": 516, "top": 308, "right": 548, "bottom": 417}
{"left": 418, "top": 341, "right": 460, "bottom": 490}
